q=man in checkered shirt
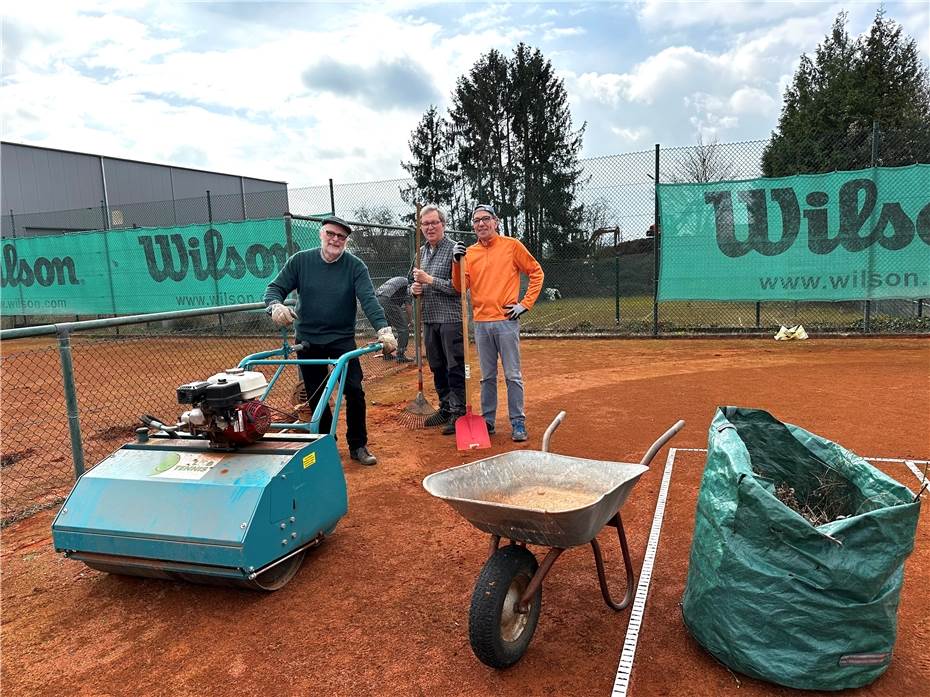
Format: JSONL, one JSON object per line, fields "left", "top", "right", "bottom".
{"left": 410, "top": 204, "right": 465, "bottom": 434}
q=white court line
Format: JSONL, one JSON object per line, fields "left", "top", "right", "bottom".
{"left": 863, "top": 456, "right": 930, "bottom": 464}
{"left": 666, "top": 447, "right": 928, "bottom": 465}
{"left": 905, "top": 461, "right": 927, "bottom": 487}
{"left": 610, "top": 447, "right": 677, "bottom": 697}
{"left": 608, "top": 447, "right": 927, "bottom": 697}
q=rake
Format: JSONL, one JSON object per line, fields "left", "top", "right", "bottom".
{"left": 399, "top": 202, "right": 439, "bottom": 429}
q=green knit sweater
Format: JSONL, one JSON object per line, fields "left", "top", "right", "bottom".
{"left": 264, "top": 249, "right": 387, "bottom": 343}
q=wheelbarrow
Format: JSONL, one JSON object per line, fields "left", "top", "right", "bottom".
{"left": 423, "top": 412, "right": 685, "bottom": 668}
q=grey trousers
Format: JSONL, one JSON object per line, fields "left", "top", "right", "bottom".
{"left": 474, "top": 319, "right": 525, "bottom": 428}
{"left": 377, "top": 299, "right": 410, "bottom": 355}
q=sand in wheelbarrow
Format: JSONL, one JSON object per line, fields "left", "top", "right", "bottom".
{"left": 485, "top": 485, "right": 600, "bottom": 511}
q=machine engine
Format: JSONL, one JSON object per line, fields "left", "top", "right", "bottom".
{"left": 176, "top": 368, "right": 271, "bottom": 447}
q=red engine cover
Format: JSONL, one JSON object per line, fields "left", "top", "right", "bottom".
{"left": 222, "top": 400, "right": 271, "bottom": 445}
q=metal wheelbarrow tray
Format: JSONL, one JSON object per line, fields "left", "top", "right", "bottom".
{"left": 423, "top": 413, "right": 684, "bottom": 668}
{"left": 424, "top": 450, "right": 648, "bottom": 548}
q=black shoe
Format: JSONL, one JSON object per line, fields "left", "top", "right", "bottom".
{"left": 382, "top": 354, "right": 395, "bottom": 361}
{"left": 425, "top": 410, "right": 450, "bottom": 428}
{"left": 441, "top": 417, "right": 458, "bottom": 436}
{"left": 395, "top": 354, "right": 413, "bottom": 363}
{"left": 486, "top": 422, "right": 495, "bottom": 435}
{"left": 350, "top": 446, "right": 377, "bottom": 466}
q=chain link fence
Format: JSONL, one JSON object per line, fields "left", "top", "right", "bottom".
{"left": 1, "top": 129, "right": 928, "bottom": 523}
{"left": 0, "top": 309, "right": 406, "bottom": 526}
{"left": 5, "top": 129, "right": 925, "bottom": 334}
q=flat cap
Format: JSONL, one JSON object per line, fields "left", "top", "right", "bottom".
{"left": 320, "top": 215, "right": 353, "bottom": 235}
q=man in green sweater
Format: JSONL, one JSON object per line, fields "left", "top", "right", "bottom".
{"left": 264, "top": 216, "right": 397, "bottom": 466}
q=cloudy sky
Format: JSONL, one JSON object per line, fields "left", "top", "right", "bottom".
{"left": 2, "top": 1, "right": 928, "bottom": 188}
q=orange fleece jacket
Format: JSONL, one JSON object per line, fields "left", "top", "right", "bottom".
{"left": 451, "top": 234, "right": 544, "bottom": 322}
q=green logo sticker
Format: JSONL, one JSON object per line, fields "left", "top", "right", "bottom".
{"left": 152, "top": 453, "right": 181, "bottom": 474}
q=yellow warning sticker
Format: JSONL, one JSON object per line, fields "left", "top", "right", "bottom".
{"left": 303, "top": 452, "right": 317, "bottom": 469}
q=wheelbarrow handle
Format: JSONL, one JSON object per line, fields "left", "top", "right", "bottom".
{"left": 639, "top": 420, "right": 685, "bottom": 466}
{"left": 542, "top": 411, "right": 567, "bottom": 453}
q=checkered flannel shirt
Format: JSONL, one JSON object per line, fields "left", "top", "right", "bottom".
{"left": 409, "top": 236, "right": 462, "bottom": 324}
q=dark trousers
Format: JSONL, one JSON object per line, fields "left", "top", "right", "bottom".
{"left": 378, "top": 298, "right": 410, "bottom": 355}
{"left": 297, "top": 337, "right": 367, "bottom": 449}
{"left": 424, "top": 321, "right": 466, "bottom": 414}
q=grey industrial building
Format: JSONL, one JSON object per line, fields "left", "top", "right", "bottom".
{"left": 1, "top": 142, "right": 288, "bottom": 238}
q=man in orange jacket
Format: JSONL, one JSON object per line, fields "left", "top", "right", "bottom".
{"left": 451, "top": 204, "right": 544, "bottom": 442}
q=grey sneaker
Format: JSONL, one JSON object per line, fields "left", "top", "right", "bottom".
{"left": 395, "top": 353, "right": 413, "bottom": 363}
{"left": 350, "top": 446, "right": 377, "bottom": 466}
{"left": 511, "top": 423, "right": 527, "bottom": 442}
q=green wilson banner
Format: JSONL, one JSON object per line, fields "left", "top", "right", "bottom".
{"left": 1, "top": 217, "right": 321, "bottom": 316}
{"left": 657, "top": 164, "right": 930, "bottom": 301}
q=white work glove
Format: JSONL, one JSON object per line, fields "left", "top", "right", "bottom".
{"left": 452, "top": 241, "right": 467, "bottom": 261}
{"left": 504, "top": 302, "right": 528, "bottom": 320}
{"left": 268, "top": 303, "right": 296, "bottom": 327}
{"left": 377, "top": 327, "right": 398, "bottom": 354}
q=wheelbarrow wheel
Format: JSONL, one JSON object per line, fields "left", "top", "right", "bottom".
{"left": 468, "top": 544, "right": 541, "bottom": 668}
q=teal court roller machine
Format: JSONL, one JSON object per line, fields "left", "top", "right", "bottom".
{"left": 51, "top": 334, "right": 382, "bottom": 591}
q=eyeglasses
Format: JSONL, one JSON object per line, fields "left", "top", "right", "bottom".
{"left": 324, "top": 229, "right": 349, "bottom": 241}
{"left": 421, "top": 220, "right": 443, "bottom": 228}
{"left": 472, "top": 215, "right": 493, "bottom": 226}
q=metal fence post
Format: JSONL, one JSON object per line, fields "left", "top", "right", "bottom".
{"left": 204, "top": 189, "right": 223, "bottom": 330}
{"left": 864, "top": 120, "right": 880, "bottom": 334}
{"left": 614, "top": 226, "right": 621, "bottom": 325}
{"left": 652, "top": 144, "right": 660, "bottom": 338}
{"left": 57, "top": 329, "right": 86, "bottom": 479}
{"left": 284, "top": 213, "right": 295, "bottom": 255}
{"left": 755, "top": 302, "right": 761, "bottom": 328}
{"left": 9, "top": 210, "right": 27, "bottom": 328}
{"left": 329, "top": 178, "right": 336, "bottom": 214}
{"left": 100, "top": 200, "right": 109, "bottom": 230}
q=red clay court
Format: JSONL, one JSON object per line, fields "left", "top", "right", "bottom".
{"left": 1, "top": 337, "right": 928, "bottom": 696}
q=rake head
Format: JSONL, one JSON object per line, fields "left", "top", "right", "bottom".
{"left": 399, "top": 392, "right": 439, "bottom": 429}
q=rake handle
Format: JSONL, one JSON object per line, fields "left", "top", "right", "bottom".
{"left": 414, "top": 203, "right": 425, "bottom": 393}
{"left": 459, "top": 256, "right": 474, "bottom": 411}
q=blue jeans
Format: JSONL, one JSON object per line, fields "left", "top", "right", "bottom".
{"left": 474, "top": 320, "right": 524, "bottom": 428}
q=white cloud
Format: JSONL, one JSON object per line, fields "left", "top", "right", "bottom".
{"left": 728, "top": 87, "right": 778, "bottom": 117}
{"left": 633, "top": 0, "right": 828, "bottom": 30}
{"left": 610, "top": 125, "right": 650, "bottom": 143}
{"left": 1, "top": 0, "right": 927, "bottom": 192}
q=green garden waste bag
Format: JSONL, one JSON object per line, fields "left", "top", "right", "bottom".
{"left": 681, "top": 407, "right": 921, "bottom": 690}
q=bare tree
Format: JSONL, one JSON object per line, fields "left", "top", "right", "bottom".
{"left": 670, "top": 135, "right": 737, "bottom": 183}
{"left": 349, "top": 205, "right": 405, "bottom": 260}
{"left": 579, "top": 197, "right": 621, "bottom": 255}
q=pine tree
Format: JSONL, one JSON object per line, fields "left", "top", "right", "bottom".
{"left": 762, "top": 10, "right": 930, "bottom": 176}
{"left": 400, "top": 106, "right": 454, "bottom": 213}
{"left": 450, "top": 49, "right": 517, "bottom": 235}
{"left": 402, "top": 44, "right": 586, "bottom": 253}
{"left": 853, "top": 9, "right": 930, "bottom": 164}
{"left": 509, "top": 43, "right": 586, "bottom": 257}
